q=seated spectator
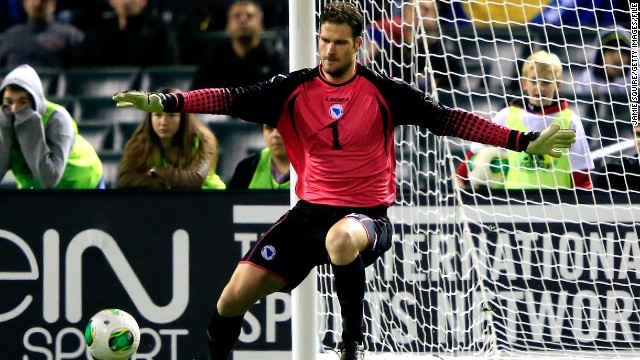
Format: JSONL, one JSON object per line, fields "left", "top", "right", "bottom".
{"left": 576, "top": 27, "right": 631, "bottom": 95}
{"left": 594, "top": 122, "right": 640, "bottom": 191}
{"left": 117, "top": 87, "right": 225, "bottom": 189}
{"left": 0, "top": 0, "right": 84, "bottom": 68}
{"left": 0, "top": 64, "right": 104, "bottom": 188}
{"left": 191, "top": 0, "right": 287, "bottom": 89}
{"left": 228, "top": 124, "right": 289, "bottom": 189}
{"left": 456, "top": 51, "right": 594, "bottom": 189}
{"left": 75, "top": 0, "right": 179, "bottom": 67}
{"left": 366, "top": 0, "right": 461, "bottom": 91}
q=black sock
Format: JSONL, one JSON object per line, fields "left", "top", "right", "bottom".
{"left": 207, "top": 309, "right": 243, "bottom": 360}
{"left": 331, "top": 255, "right": 365, "bottom": 343}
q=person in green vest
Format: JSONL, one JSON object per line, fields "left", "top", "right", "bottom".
{"left": 228, "top": 124, "right": 290, "bottom": 189}
{"left": 0, "top": 64, "right": 104, "bottom": 189}
{"left": 117, "top": 87, "right": 226, "bottom": 189}
{"left": 457, "top": 50, "right": 594, "bottom": 189}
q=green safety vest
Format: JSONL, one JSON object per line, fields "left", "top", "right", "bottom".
{"left": 10, "top": 101, "right": 103, "bottom": 189}
{"left": 504, "top": 106, "right": 573, "bottom": 189}
{"left": 152, "top": 136, "right": 226, "bottom": 190}
{"left": 248, "top": 148, "right": 290, "bottom": 189}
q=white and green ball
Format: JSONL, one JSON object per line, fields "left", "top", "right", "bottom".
{"left": 85, "top": 309, "right": 140, "bottom": 360}
{"left": 468, "top": 147, "right": 509, "bottom": 189}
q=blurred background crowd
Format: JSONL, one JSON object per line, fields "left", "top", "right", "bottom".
{"left": 0, "top": 0, "right": 634, "bottom": 190}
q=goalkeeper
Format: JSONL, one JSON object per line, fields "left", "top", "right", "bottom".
{"left": 457, "top": 50, "right": 594, "bottom": 189}
{"left": 113, "top": 3, "right": 576, "bottom": 359}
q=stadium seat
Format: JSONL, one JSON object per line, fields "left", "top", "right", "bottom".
{"left": 60, "top": 67, "right": 141, "bottom": 97}
{"left": 49, "top": 96, "right": 78, "bottom": 119}
{"left": 140, "top": 66, "right": 197, "bottom": 92}
{"left": 76, "top": 96, "right": 141, "bottom": 124}
{"left": 447, "top": 27, "right": 527, "bottom": 95}
{"left": 78, "top": 122, "right": 115, "bottom": 151}
{"left": 207, "top": 120, "right": 264, "bottom": 183}
{"left": 437, "top": 92, "right": 505, "bottom": 119}
{"left": 118, "top": 122, "right": 141, "bottom": 149}
{"left": 98, "top": 151, "right": 123, "bottom": 189}
{"left": 36, "top": 67, "right": 63, "bottom": 97}
{"left": 0, "top": 66, "right": 62, "bottom": 97}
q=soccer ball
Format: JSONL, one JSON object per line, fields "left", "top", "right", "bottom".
{"left": 85, "top": 309, "right": 141, "bottom": 360}
{"left": 468, "top": 147, "right": 509, "bottom": 189}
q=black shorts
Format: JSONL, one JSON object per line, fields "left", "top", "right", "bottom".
{"left": 240, "top": 200, "right": 393, "bottom": 291}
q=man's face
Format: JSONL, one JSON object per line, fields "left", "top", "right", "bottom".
{"left": 3, "top": 87, "right": 33, "bottom": 113}
{"left": 23, "top": 0, "right": 56, "bottom": 21}
{"left": 263, "top": 125, "right": 286, "bottom": 158}
{"left": 318, "top": 22, "right": 361, "bottom": 81}
{"left": 226, "top": 3, "right": 263, "bottom": 41}
{"left": 522, "top": 70, "right": 561, "bottom": 107}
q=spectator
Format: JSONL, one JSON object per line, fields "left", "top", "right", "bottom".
{"left": 456, "top": 50, "right": 594, "bottom": 189}
{"left": 191, "top": 0, "right": 287, "bottom": 89}
{"left": 576, "top": 27, "right": 631, "bottom": 96}
{"left": 75, "top": 0, "right": 180, "bottom": 67}
{"left": 366, "top": 0, "right": 461, "bottom": 91}
{"left": 594, "top": 122, "right": 640, "bottom": 191}
{"left": 117, "top": 87, "right": 225, "bottom": 189}
{"left": 0, "top": 0, "right": 84, "bottom": 68}
{"left": 0, "top": 64, "right": 104, "bottom": 188}
{"left": 228, "top": 124, "right": 290, "bottom": 189}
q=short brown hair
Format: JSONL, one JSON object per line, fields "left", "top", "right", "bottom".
{"left": 319, "top": 1, "right": 364, "bottom": 39}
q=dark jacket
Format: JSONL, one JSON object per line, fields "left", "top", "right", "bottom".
{"left": 191, "top": 38, "right": 287, "bottom": 89}
{"left": 595, "top": 156, "right": 640, "bottom": 191}
{"left": 76, "top": 12, "right": 180, "bottom": 67}
{"left": 0, "top": 21, "right": 85, "bottom": 68}
{"left": 228, "top": 151, "right": 261, "bottom": 189}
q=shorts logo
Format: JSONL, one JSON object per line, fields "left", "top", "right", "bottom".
{"left": 261, "top": 245, "right": 276, "bottom": 260}
{"left": 329, "top": 104, "right": 344, "bottom": 119}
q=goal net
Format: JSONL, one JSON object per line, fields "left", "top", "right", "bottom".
{"left": 313, "top": 0, "right": 637, "bottom": 358}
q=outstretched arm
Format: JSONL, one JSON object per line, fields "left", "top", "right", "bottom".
{"left": 387, "top": 80, "right": 575, "bottom": 157}
{"left": 114, "top": 69, "right": 312, "bottom": 127}
{"left": 416, "top": 104, "right": 575, "bottom": 157}
{"left": 113, "top": 89, "right": 233, "bottom": 115}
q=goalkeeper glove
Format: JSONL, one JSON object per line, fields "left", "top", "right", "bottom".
{"left": 525, "top": 124, "right": 576, "bottom": 158}
{"left": 112, "top": 91, "right": 168, "bottom": 113}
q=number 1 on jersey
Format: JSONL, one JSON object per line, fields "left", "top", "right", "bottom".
{"left": 328, "top": 121, "right": 343, "bottom": 150}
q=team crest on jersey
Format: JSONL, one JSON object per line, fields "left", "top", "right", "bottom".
{"left": 261, "top": 245, "right": 276, "bottom": 260}
{"left": 329, "top": 104, "right": 344, "bottom": 119}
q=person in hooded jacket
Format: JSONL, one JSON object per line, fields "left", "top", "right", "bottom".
{"left": 576, "top": 27, "right": 631, "bottom": 95}
{"left": 0, "top": 64, "right": 104, "bottom": 189}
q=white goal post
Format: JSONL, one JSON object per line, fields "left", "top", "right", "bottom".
{"left": 290, "top": 0, "right": 638, "bottom": 359}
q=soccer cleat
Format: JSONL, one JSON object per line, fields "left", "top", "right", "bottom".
{"left": 339, "top": 341, "right": 364, "bottom": 360}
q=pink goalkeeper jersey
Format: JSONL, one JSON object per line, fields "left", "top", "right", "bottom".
{"left": 169, "top": 63, "right": 530, "bottom": 207}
